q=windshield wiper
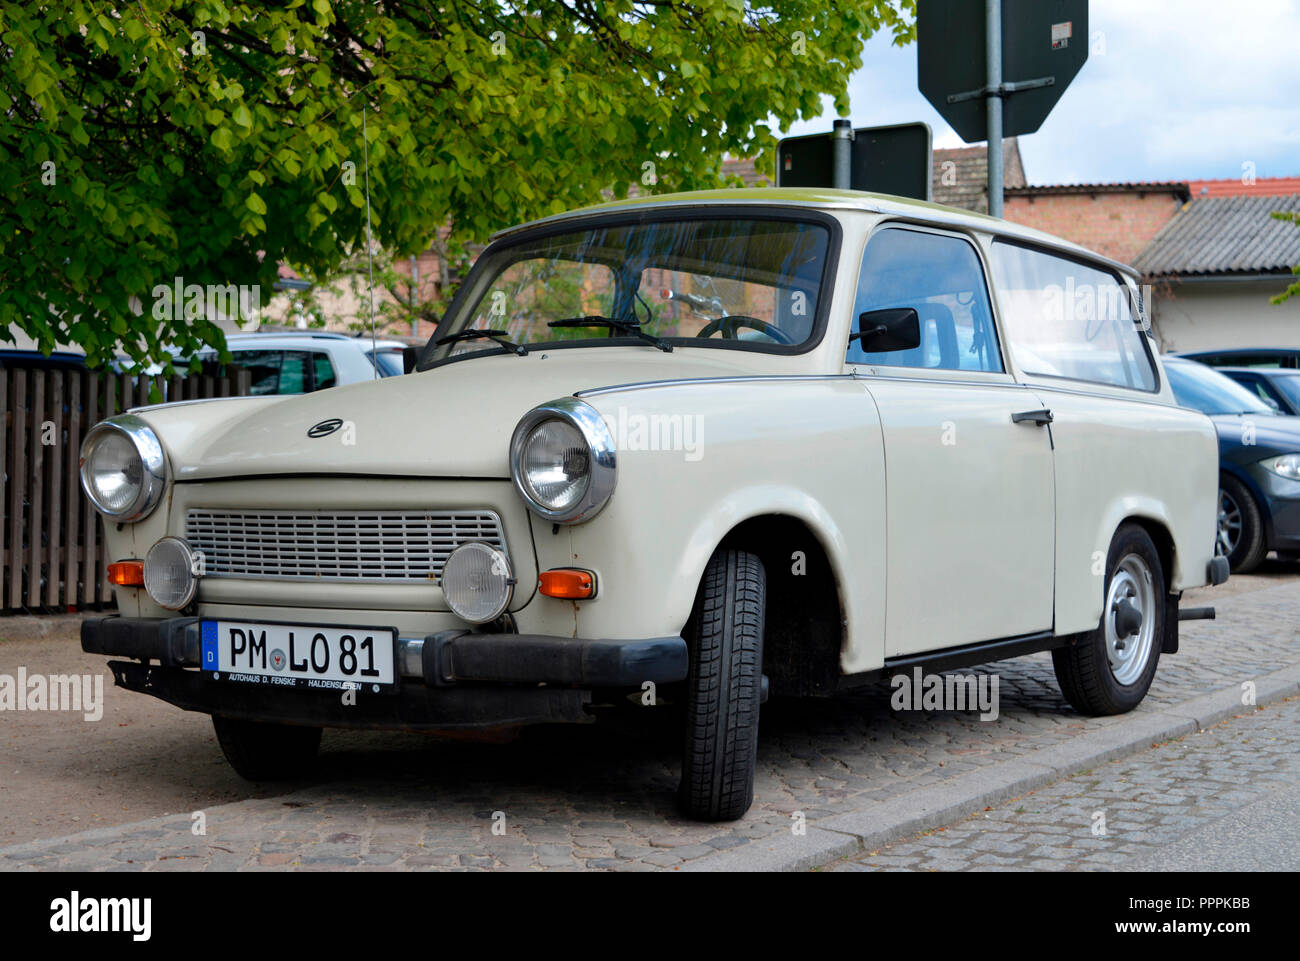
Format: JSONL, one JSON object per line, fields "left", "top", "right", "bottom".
{"left": 434, "top": 328, "right": 528, "bottom": 356}
{"left": 549, "top": 316, "right": 672, "bottom": 353}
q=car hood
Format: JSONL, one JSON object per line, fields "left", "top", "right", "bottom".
{"left": 140, "top": 346, "right": 774, "bottom": 481}
{"left": 1209, "top": 413, "right": 1300, "bottom": 463}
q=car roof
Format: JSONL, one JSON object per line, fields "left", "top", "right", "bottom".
{"left": 489, "top": 186, "right": 1140, "bottom": 280}
{"left": 1218, "top": 366, "right": 1300, "bottom": 376}
{"left": 223, "top": 333, "right": 407, "bottom": 350}
{"left": 1179, "top": 347, "right": 1300, "bottom": 357}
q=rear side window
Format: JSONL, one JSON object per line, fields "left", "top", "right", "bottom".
{"left": 279, "top": 352, "right": 309, "bottom": 393}
{"left": 848, "top": 227, "right": 1003, "bottom": 373}
{"left": 313, "top": 353, "right": 338, "bottom": 389}
{"left": 990, "top": 241, "right": 1156, "bottom": 391}
{"left": 233, "top": 350, "right": 284, "bottom": 395}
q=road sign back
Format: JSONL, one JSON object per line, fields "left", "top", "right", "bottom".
{"left": 919, "top": 0, "right": 1089, "bottom": 143}
{"left": 777, "top": 122, "right": 932, "bottom": 200}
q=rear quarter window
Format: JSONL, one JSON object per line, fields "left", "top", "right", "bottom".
{"left": 990, "top": 241, "right": 1157, "bottom": 392}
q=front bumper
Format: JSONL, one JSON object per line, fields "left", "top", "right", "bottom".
{"left": 82, "top": 616, "right": 688, "bottom": 731}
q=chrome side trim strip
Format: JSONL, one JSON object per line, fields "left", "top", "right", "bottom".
{"left": 576, "top": 374, "right": 854, "bottom": 398}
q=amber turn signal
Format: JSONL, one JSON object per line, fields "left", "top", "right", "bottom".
{"left": 538, "top": 568, "right": 596, "bottom": 599}
{"left": 107, "top": 560, "right": 145, "bottom": 587}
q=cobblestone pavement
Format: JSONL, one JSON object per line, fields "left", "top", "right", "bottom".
{"left": 826, "top": 694, "right": 1300, "bottom": 872}
{"left": 2, "top": 579, "right": 1299, "bottom": 872}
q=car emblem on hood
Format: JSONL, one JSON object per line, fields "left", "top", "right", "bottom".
{"left": 308, "top": 418, "right": 344, "bottom": 438}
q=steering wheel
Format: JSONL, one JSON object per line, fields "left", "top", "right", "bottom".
{"left": 696, "top": 315, "right": 795, "bottom": 345}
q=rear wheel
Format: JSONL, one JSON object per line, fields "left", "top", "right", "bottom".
{"left": 678, "top": 549, "right": 765, "bottom": 821}
{"left": 212, "top": 716, "right": 322, "bottom": 781}
{"left": 1053, "top": 523, "right": 1166, "bottom": 716}
{"left": 1218, "top": 474, "right": 1267, "bottom": 573}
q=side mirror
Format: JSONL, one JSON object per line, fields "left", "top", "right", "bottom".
{"left": 402, "top": 346, "right": 421, "bottom": 374}
{"left": 851, "top": 308, "right": 921, "bottom": 353}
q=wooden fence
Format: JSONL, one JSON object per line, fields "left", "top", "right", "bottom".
{"left": 1, "top": 362, "right": 250, "bottom": 615}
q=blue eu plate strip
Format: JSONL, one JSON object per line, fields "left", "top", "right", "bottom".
{"left": 201, "top": 620, "right": 219, "bottom": 671}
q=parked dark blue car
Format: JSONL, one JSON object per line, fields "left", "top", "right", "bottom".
{"left": 1165, "top": 357, "right": 1300, "bottom": 572}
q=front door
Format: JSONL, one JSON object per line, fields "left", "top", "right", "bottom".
{"left": 846, "top": 225, "right": 1055, "bottom": 656}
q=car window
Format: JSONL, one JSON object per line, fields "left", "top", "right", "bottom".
{"left": 1267, "top": 374, "right": 1300, "bottom": 410}
{"left": 233, "top": 350, "right": 284, "bottom": 395}
{"left": 1164, "top": 362, "right": 1274, "bottom": 415}
{"left": 313, "top": 352, "right": 338, "bottom": 390}
{"left": 368, "top": 349, "right": 405, "bottom": 377}
{"left": 847, "top": 227, "right": 1003, "bottom": 373}
{"left": 990, "top": 241, "right": 1156, "bottom": 390}
{"left": 279, "top": 351, "right": 309, "bottom": 393}
{"left": 1228, "top": 374, "right": 1281, "bottom": 409}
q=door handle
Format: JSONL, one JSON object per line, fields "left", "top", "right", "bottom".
{"left": 1011, "top": 408, "right": 1054, "bottom": 426}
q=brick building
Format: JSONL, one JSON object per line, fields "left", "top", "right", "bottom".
{"left": 1002, "top": 182, "right": 1191, "bottom": 265}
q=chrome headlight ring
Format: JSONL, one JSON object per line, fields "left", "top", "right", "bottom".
{"left": 79, "top": 414, "right": 169, "bottom": 522}
{"left": 510, "top": 398, "right": 617, "bottom": 524}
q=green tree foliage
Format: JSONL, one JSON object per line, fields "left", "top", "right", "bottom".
{"left": 1272, "top": 211, "right": 1300, "bottom": 304}
{"left": 1, "top": 1, "right": 916, "bottom": 369}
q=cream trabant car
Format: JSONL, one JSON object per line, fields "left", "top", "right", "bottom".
{"left": 80, "top": 188, "right": 1226, "bottom": 821}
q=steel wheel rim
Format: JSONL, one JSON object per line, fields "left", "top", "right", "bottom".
{"left": 1218, "top": 488, "right": 1242, "bottom": 557}
{"left": 1105, "top": 553, "right": 1157, "bottom": 687}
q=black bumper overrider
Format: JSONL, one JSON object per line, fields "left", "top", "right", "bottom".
{"left": 82, "top": 617, "right": 688, "bottom": 731}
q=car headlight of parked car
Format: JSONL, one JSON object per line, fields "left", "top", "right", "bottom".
{"left": 1264, "top": 453, "right": 1300, "bottom": 480}
{"left": 510, "top": 398, "right": 616, "bottom": 523}
{"left": 79, "top": 414, "right": 168, "bottom": 522}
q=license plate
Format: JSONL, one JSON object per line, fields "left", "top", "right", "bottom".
{"left": 200, "top": 620, "right": 398, "bottom": 692}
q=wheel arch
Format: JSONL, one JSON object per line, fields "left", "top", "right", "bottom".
{"left": 716, "top": 514, "right": 847, "bottom": 697}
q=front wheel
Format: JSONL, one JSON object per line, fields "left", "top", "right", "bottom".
{"left": 678, "top": 549, "right": 765, "bottom": 821}
{"left": 212, "top": 715, "right": 322, "bottom": 781}
{"left": 1052, "top": 523, "right": 1166, "bottom": 716}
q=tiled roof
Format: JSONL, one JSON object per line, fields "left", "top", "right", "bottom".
{"left": 1133, "top": 194, "right": 1300, "bottom": 277}
{"left": 1188, "top": 177, "right": 1300, "bottom": 198}
{"left": 1006, "top": 182, "right": 1190, "bottom": 201}
{"left": 932, "top": 139, "right": 1026, "bottom": 213}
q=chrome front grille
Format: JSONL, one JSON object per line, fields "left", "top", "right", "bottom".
{"left": 184, "top": 509, "right": 507, "bottom": 583}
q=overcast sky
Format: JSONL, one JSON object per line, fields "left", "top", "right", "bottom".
{"left": 778, "top": 0, "right": 1300, "bottom": 185}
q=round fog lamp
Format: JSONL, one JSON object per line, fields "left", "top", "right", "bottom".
{"left": 144, "top": 537, "right": 198, "bottom": 610}
{"left": 441, "top": 542, "right": 514, "bottom": 624}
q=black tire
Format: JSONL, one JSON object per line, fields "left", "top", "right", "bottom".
{"left": 678, "top": 549, "right": 765, "bottom": 821}
{"left": 212, "top": 715, "right": 322, "bottom": 781}
{"left": 1052, "top": 523, "right": 1166, "bottom": 716}
{"left": 1219, "top": 474, "right": 1267, "bottom": 574}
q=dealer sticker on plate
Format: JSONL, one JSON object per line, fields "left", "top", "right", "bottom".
{"left": 201, "top": 620, "right": 397, "bottom": 692}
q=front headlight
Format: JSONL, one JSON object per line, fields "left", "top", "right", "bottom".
{"left": 1265, "top": 453, "right": 1300, "bottom": 480}
{"left": 79, "top": 415, "right": 168, "bottom": 522}
{"left": 510, "top": 398, "right": 616, "bottom": 523}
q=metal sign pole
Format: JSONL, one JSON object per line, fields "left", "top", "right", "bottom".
{"left": 832, "top": 119, "right": 854, "bottom": 190}
{"left": 986, "top": 0, "right": 1004, "bottom": 218}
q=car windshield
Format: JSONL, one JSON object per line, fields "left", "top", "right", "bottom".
{"left": 1165, "top": 360, "right": 1276, "bottom": 415}
{"left": 423, "top": 215, "right": 832, "bottom": 363}
{"left": 1264, "top": 373, "right": 1300, "bottom": 410}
